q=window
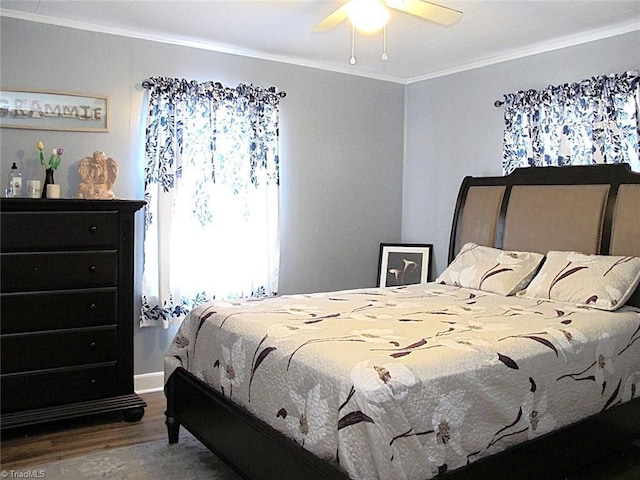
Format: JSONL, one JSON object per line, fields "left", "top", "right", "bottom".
{"left": 140, "top": 78, "right": 285, "bottom": 328}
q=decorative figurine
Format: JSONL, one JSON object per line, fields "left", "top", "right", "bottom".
{"left": 74, "top": 151, "right": 119, "bottom": 199}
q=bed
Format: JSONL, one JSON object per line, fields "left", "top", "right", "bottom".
{"left": 165, "top": 163, "right": 640, "bottom": 480}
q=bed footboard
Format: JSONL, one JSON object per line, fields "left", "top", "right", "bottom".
{"left": 165, "top": 367, "right": 349, "bottom": 480}
{"left": 166, "top": 367, "right": 640, "bottom": 480}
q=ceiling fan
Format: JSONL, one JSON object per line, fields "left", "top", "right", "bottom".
{"left": 313, "top": 0, "right": 463, "bottom": 34}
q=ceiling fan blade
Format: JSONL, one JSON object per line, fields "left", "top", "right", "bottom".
{"left": 313, "top": 3, "right": 350, "bottom": 33}
{"left": 386, "top": 0, "right": 462, "bottom": 25}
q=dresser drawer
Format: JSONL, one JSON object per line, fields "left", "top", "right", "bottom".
{"left": 1, "top": 211, "right": 119, "bottom": 251}
{"left": 1, "top": 250, "right": 117, "bottom": 292}
{"left": 1, "top": 327, "right": 117, "bottom": 374}
{"left": 1, "top": 288, "right": 117, "bottom": 334}
{"left": 1, "top": 365, "right": 120, "bottom": 413}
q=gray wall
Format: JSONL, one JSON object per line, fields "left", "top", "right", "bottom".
{"left": 2, "top": 16, "right": 638, "bottom": 375}
{"left": 403, "top": 30, "right": 640, "bottom": 277}
{"left": 0, "top": 17, "right": 405, "bottom": 374}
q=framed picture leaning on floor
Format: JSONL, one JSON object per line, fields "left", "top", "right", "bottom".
{"left": 377, "top": 243, "right": 433, "bottom": 287}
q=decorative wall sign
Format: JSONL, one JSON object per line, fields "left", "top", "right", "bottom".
{"left": 0, "top": 89, "right": 109, "bottom": 132}
{"left": 378, "top": 243, "right": 433, "bottom": 287}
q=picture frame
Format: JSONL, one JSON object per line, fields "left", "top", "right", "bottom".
{"left": 0, "top": 89, "right": 109, "bottom": 132}
{"left": 377, "top": 243, "right": 433, "bottom": 287}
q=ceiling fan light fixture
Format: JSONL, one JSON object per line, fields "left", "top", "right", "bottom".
{"left": 347, "top": 0, "right": 390, "bottom": 34}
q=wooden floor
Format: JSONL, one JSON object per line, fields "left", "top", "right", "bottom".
{"left": 1, "top": 390, "right": 640, "bottom": 478}
{"left": 1, "top": 391, "right": 167, "bottom": 470}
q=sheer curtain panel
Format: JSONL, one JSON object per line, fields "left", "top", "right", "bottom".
{"left": 140, "top": 78, "right": 285, "bottom": 328}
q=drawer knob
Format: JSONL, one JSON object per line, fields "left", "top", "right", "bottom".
{"left": 89, "top": 341, "right": 97, "bottom": 349}
{"left": 89, "top": 265, "right": 97, "bottom": 273}
{"left": 89, "top": 225, "right": 98, "bottom": 234}
{"left": 89, "top": 303, "right": 97, "bottom": 311}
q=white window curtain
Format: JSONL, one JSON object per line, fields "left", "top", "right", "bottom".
{"left": 140, "top": 78, "right": 285, "bottom": 328}
{"left": 502, "top": 70, "right": 640, "bottom": 174}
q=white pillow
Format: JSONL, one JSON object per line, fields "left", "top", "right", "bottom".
{"left": 517, "top": 251, "right": 640, "bottom": 311}
{"left": 436, "top": 243, "right": 544, "bottom": 296}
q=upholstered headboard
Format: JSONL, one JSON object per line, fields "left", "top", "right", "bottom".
{"left": 448, "top": 164, "right": 640, "bottom": 307}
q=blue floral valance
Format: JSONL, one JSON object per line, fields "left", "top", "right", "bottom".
{"left": 502, "top": 70, "right": 640, "bottom": 174}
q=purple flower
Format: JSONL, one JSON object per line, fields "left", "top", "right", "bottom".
{"left": 36, "top": 142, "right": 64, "bottom": 170}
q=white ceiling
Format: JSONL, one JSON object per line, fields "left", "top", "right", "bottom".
{"left": 2, "top": 1, "right": 640, "bottom": 84}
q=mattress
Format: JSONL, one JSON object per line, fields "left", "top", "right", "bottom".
{"left": 165, "top": 283, "right": 640, "bottom": 480}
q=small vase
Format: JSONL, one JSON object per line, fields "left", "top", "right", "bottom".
{"left": 41, "top": 168, "right": 55, "bottom": 198}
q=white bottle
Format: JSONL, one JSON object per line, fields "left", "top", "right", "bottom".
{"left": 7, "top": 162, "right": 23, "bottom": 197}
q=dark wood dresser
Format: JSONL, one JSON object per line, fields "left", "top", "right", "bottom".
{"left": 0, "top": 198, "right": 146, "bottom": 430}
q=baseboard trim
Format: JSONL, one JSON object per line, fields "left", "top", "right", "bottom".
{"left": 134, "top": 371, "right": 164, "bottom": 394}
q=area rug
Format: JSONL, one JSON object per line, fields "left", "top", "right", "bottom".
{"left": 27, "top": 432, "right": 242, "bottom": 479}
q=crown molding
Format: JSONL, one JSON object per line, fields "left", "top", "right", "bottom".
{"left": 405, "top": 20, "right": 640, "bottom": 84}
{"left": 2, "top": 8, "right": 639, "bottom": 86}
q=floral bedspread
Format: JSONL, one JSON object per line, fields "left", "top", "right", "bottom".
{"left": 165, "top": 283, "right": 640, "bottom": 480}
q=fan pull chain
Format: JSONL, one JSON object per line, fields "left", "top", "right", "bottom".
{"left": 349, "top": 24, "right": 357, "bottom": 64}
{"left": 381, "top": 25, "right": 388, "bottom": 61}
